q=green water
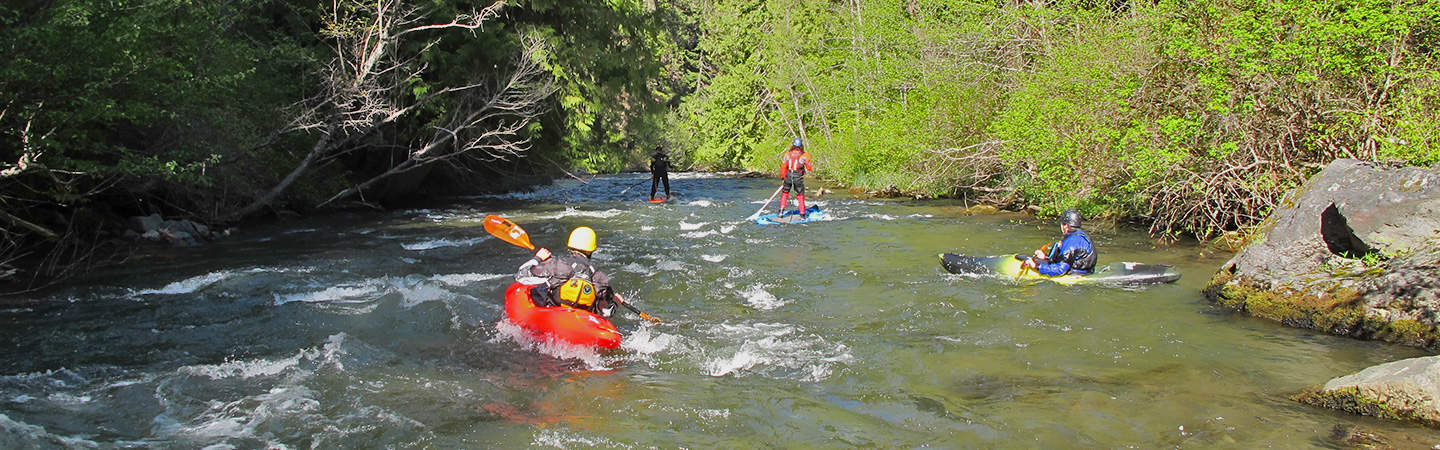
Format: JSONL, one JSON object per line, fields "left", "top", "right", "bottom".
{"left": 2, "top": 174, "right": 1435, "bottom": 447}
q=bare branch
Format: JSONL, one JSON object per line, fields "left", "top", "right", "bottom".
{"left": 316, "top": 36, "right": 554, "bottom": 208}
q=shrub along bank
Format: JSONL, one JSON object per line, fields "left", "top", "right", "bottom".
{"left": 669, "top": 0, "right": 1440, "bottom": 239}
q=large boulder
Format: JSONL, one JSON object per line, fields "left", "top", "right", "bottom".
{"left": 1295, "top": 355, "right": 1440, "bottom": 428}
{"left": 1206, "top": 159, "right": 1440, "bottom": 348}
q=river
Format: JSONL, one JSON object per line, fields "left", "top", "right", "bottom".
{"left": 2, "top": 173, "right": 1436, "bottom": 447}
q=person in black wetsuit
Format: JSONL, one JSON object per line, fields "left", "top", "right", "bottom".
{"left": 650, "top": 146, "right": 671, "bottom": 200}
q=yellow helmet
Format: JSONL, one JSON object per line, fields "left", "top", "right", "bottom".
{"left": 567, "top": 226, "right": 598, "bottom": 253}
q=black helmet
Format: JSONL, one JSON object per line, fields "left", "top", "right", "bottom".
{"left": 1059, "top": 209, "right": 1082, "bottom": 228}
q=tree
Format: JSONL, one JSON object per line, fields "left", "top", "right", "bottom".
{"left": 229, "top": 0, "right": 553, "bottom": 218}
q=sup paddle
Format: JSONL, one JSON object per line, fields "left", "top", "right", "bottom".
{"left": 745, "top": 185, "right": 785, "bottom": 221}
{"left": 483, "top": 214, "right": 661, "bottom": 322}
{"left": 619, "top": 178, "right": 648, "bottom": 196}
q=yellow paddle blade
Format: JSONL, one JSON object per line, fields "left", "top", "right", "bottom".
{"left": 483, "top": 215, "right": 535, "bottom": 250}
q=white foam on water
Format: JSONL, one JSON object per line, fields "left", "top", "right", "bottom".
{"left": 864, "top": 214, "right": 898, "bottom": 221}
{"left": 704, "top": 346, "right": 764, "bottom": 377}
{"left": 640, "top": 226, "right": 655, "bottom": 231}
{"left": 392, "top": 280, "right": 450, "bottom": 308}
{"left": 400, "top": 236, "right": 490, "bottom": 250}
{"left": 45, "top": 392, "right": 91, "bottom": 405}
{"left": 0, "top": 413, "right": 100, "bottom": 448}
{"left": 159, "top": 385, "right": 323, "bottom": 444}
{"left": 429, "top": 273, "right": 508, "bottom": 286}
{"left": 701, "top": 323, "right": 854, "bottom": 382}
{"left": 718, "top": 225, "right": 736, "bottom": 234}
{"left": 678, "top": 220, "right": 705, "bottom": 230}
{"left": 739, "top": 285, "right": 785, "bottom": 310}
{"left": 686, "top": 200, "right": 714, "bottom": 207}
{"left": 618, "top": 262, "right": 648, "bottom": 274}
{"left": 654, "top": 260, "right": 687, "bottom": 272}
{"left": 493, "top": 321, "right": 608, "bottom": 370}
{"left": 180, "top": 334, "right": 353, "bottom": 383}
{"left": 272, "top": 284, "right": 382, "bottom": 306}
{"left": 529, "top": 207, "right": 627, "bottom": 221}
{"left": 622, "top": 325, "right": 682, "bottom": 356}
{"left": 700, "top": 254, "right": 727, "bottom": 263}
{"left": 681, "top": 230, "right": 721, "bottom": 239}
{"left": 533, "top": 428, "right": 625, "bottom": 448}
{"left": 134, "top": 271, "right": 232, "bottom": 295}
{"left": 181, "top": 349, "right": 315, "bottom": 380}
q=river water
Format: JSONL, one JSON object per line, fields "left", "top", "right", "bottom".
{"left": 2, "top": 173, "right": 1437, "bottom": 448}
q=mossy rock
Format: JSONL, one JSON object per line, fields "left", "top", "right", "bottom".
{"left": 1205, "top": 270, "right": 1440, "bottom": 350}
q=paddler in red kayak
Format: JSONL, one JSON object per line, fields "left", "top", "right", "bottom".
{"left": 776, "top": 138, "right": 815, "bottom": 219}
{"left": 514, "top": 226, "right": 617, "bottom": 317}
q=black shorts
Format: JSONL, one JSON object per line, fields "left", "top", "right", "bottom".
{"left": 782, "top": 173, "right": 805, "bottom": 194}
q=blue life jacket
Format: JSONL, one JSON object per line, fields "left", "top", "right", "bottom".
{"left": 1036, "top": 229, "right": 1098, "bottom": 276}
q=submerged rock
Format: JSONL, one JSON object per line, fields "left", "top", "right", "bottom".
{"left": 1205, "top": 159, "right": 1440, "bottom": 349}
{"left": 1296, "top": 356, "right": 1440, "bottom": 429}
{"left": 128, "top": 214, "right": 217, "bottom": 247}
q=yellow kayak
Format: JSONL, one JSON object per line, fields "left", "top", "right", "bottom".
{"left": 939, "top": 253, "right": 1180, "bottom": 286}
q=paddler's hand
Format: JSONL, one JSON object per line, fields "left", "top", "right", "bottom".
{"left": 535, "top": 247, "right": 552, "bottom": 261}
{"left": 1021, "top": 258, "right": 1037, "bottom": 270}
{"left": 1032, "top": 248, "right": 1047, "bottom": 261}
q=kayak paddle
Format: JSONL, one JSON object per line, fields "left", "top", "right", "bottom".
{"left": 745, "top": 185, "right": 785, "bottom": 221}
{"left": 484, "top": 214, "right": 661, "bottom": 322}
{"left": 615, "top": 293, "right": 661, "bottom": 323}
{"left": 483, "top": 215, "right": 535, "bottom": 250}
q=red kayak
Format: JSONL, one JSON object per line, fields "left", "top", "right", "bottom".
{"left": 504, "top": 282, "right": 621, "bottom": 349}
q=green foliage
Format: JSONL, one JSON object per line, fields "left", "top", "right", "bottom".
{"left": 672, "top": 0, "right": 1440, "bottom": 239}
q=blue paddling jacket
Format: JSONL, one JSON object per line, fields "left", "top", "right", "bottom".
{"left": 1036, "top": 229, "right": 1098, "bottom": 276}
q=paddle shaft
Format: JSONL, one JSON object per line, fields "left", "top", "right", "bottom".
{"left": 747, "top": 185, "right": 785, "bottom": 220}
{"left": 614, "top": 293, "right": 660, "bottom": 322}
{"left": 619, "top": 178, "right": 649, "bottom": 195}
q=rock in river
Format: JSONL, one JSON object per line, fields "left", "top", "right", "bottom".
{"left": 1205, "top": 159, "right": 1440, "bottom": 349}
{"left": 1296, "top": 355, "right": 1440, "bottom": 428}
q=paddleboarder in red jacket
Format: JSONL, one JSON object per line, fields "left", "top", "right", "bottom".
{"left": 777, "top": 138, "right": 815, "bottom": 218}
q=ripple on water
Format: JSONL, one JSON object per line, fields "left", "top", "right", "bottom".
{"left": 400, "top": 236, "right": 491, "bottom": 251}
{"left": 700, "top": 322, "right": 854, "bottom": 382}
{"left": 149, "top": 333, "right": 426, "bottom": 447}
{"left": 132, "top": 271, "right": 234, "bottom": 296}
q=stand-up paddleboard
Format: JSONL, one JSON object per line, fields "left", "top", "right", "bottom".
{"left": 939, "top": 253, "right": 1180, "bottom": 286}
{"left": 647, "top": 196, "right": 670, "bottom": 203}
{"left": 755, "top": 205, "right": 825, "bottom": 225}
